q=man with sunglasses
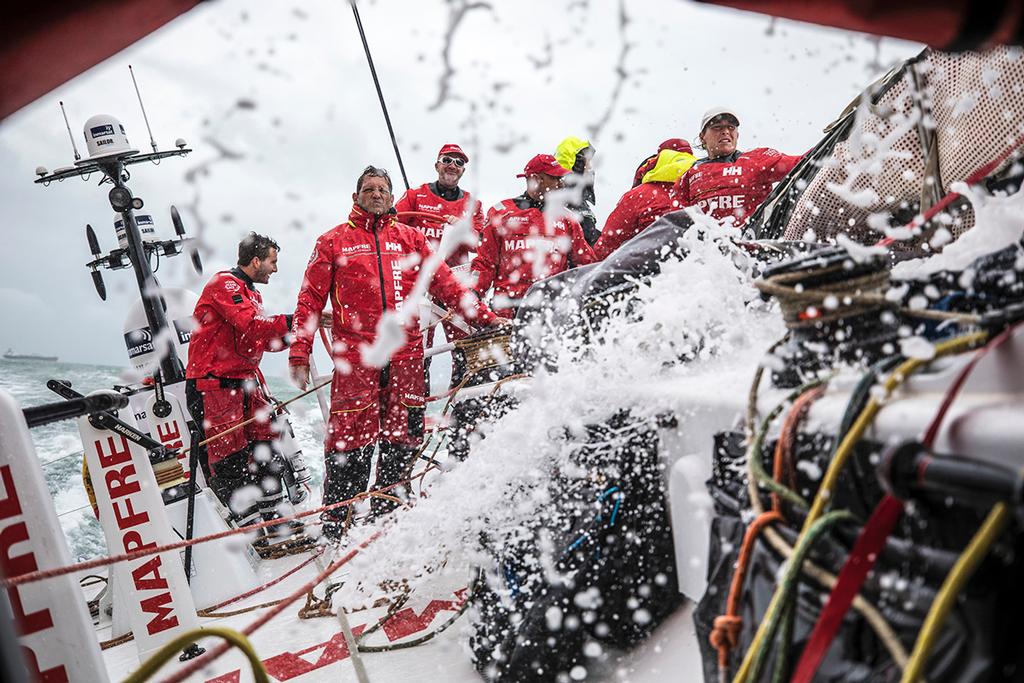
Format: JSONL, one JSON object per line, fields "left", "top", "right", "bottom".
{"left": 394, "top": 144, "right": 486, "bottom": 389}
{"left": 394, "top": 143, "right": 485, "bottom": 265}
{"left": 675, "top": 106, "right": 803, "bottom": 229}
{"left": 288, "top": 165, "right": 505, "bottom": 539}
{"left": 470, "top": 154, "right": 597, "bottom": 317}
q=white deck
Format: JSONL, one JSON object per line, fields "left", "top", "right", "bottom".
{"left": 98, "top": 550, "right": 703, "bottom": 682}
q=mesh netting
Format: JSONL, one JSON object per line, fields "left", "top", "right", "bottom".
{"left": 781, "top": 47, "right": 1024, "bottom": 249}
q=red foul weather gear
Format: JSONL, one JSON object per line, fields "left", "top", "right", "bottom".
{"left": 289, "top": 204, "right": 496, "bottom": 369}
{"left": 593, "top": 149, "right": 697, "bottom": 260}
{"left": 185, "top": 268, "right": 292, "bottom": 510}
{"left": 470, "top": 194, "right": 597, "bottom": 317}
{"left": 290, "top": 205, "right": 495, "bottom": 455}
{"left": 394, "top": 182, "right": 486, "bottom": 267}
{"left": 185, "top": 376, "right": 278, "bottom": 467}
{"left": 675, "top": 148, "right": 802, "bottom": 227}
{"left": 186, "top": 268, "right": 291, "bottom": 380}
{"left": 593, "top": 183, "right": 677, "bottom": 261}
{"left": 631, "top": 138, "right": 694, "bottom": 187}
{"left": 320, "top": 356, "right": 425, "bottom": 452}
{"left": 184, "top": 378, "right": 285, "bottom": 525}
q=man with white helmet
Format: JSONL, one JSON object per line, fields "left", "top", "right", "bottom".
{"left": 675, "top": 106, "right": 803, "bottom": 229}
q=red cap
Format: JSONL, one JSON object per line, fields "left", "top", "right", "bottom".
{"left": 438, "top": 143, "right": 468, "bottom": 161}
{"left": 658, "top": 138, "right": 693, "bottom": 154}
{"left": 516, "top": 153, "right": 571, "bottom": 178}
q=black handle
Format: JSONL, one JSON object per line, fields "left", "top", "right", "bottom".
{"left": 23, "top": 392, "right": 128, "bottom": 429}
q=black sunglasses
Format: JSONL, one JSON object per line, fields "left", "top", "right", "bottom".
{"left": 438, "top": 155, "right": 467, "bottom": 168}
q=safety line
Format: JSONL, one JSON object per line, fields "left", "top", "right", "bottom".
{"left": 0, "top": 465, "right": 437, "bottom": 589}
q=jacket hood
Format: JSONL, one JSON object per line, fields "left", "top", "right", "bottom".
{"left": 642, "top": 149, "right": 697, "bottom": 184}
{"left": 554, "top": 136, "right": 592, "bottom": 171}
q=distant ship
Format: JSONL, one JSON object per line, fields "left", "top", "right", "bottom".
{"left": 2, "top": 348, "right": 58, "bottom": 362}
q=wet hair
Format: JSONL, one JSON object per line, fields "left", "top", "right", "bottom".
{"left": 356, "top": 165, "right": 393, "bottom": 193}
{"left": 237, "top": 232, "right": 279, "bottom": 266}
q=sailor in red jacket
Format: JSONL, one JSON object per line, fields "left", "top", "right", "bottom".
{"left": 593, "top": 143, "right": 697, "bottom": 260}
{"left": 676, "top": 106, "right": 803, "bottom": 228}
{"left": 394, "top": 143, "right": 485, "bottom": 266}
{"left": 470, "top": 154, "right": 597, "bottom": 317}
{"left": 289, "top": 166, "right": 505, "bottom": 538}
{"left": 185, "top": 233, "right": 294, "bottom": 531}
{"left": 394, "top": 143, "right": 485, "bottom": 388}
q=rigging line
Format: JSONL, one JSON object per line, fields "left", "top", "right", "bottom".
{"left": 350, "top": 0, "right": 411, "bottom": 192}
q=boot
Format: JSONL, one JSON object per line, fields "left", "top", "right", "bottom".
{"left": 321, "top": 445, "right": 374, "bottom": 540}
{"left": 370, "top": 442, "right": 418, "bottom": 517}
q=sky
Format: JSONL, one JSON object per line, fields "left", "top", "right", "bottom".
{"left": 0, "top": 0, "right": 921, "bottom": 373}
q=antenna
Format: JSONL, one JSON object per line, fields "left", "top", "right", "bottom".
{"left": 129, "top": 65, "right": 158, "bottom": 153}
{"left": 59, "top": 101, "right": 81, "bottom": 161}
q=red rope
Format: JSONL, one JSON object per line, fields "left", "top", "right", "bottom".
{"left": 200, "top": 547, "right": 325, "bottom": 614}
{"left": 0, "top": 464, "right": 439, "bottom": 589}
{"left": 921, "top": 323, "right": 1021, "bottom": 448}
{"left": 160, "top": 531, "right": 383, "bottom": 683}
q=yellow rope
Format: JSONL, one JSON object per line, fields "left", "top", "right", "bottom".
{"left": 900, "top": 502, "right": 1011, "bottom": 683}
{"left": 800, "top": 332, "right": 986, "bottom": 533}
{"left": 732, "top": 331, "right": 987, "bottom": 683}
{"left": 121, "top": 627, "right": 268, "bottom": 683}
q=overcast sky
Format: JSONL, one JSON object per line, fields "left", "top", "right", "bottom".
{"left": 0, "top": 0, "right": 920, "bottom": 374}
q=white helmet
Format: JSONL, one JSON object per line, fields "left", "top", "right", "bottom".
{"left": 82, "top": 114, "right": 138, "bottom": 160}
{"left": 699, "top": 106, "right": 741, "bottom": 134}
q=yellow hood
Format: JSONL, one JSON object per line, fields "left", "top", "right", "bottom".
{"left": 555, "top": 136, "right": 591, "bottom": 170}
{"left": 642, "top": 149, "right": 697, "bottom": 184}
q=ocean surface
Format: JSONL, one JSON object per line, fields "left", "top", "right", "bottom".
{"left": 0, "top": 359, "right": 329, "bottom": 562}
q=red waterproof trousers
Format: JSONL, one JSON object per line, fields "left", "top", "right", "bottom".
{"left": 191, "top": 376, "right": 277, "bottom": 466}
{"left": 326, "top": 357, "right": 425, "bottom": 453}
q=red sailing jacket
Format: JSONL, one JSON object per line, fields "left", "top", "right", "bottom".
{"left": 675, "top": 148, "right": 802, "bottom": 227}
{"left": 470, "top": 194, "right": 597, "bottom": 315}
{"left": 289, "top": 205, "right": 496, "bottom": 367}
{"left": 592, "top": 182, "right": 678, "bottom": 260}
{"left": 393, "top": 182, "right": 485, "bottom": 266}
{"left": 186, "top": 268, "right": 290, "bottom": 380}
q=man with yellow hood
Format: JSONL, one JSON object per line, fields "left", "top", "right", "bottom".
{"left": 554, "top": 136, "right": 599, "bottom": 245}
{"left": 592, "top": 139, "right": 697, "bottom": 260}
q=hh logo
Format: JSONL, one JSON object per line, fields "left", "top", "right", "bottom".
{"left": 385, "top": 242, "right": 403, "bottom": 252}
{"left": 722, "top": 166, "right": 742, "bottom": 177}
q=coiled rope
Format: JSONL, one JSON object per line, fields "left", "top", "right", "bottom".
{"left": 755, "top": 267, "right": 981, "bottom": 326}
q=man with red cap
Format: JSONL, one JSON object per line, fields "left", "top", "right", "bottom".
{"left": 593, "top": 140, "right": 698, "bottom": 260}
{"left": 394, "top": 143, "right": 485, "bottom": 389}
{"left": 394, "top": 143, "right": 485, "bottom": 266}
{"left": 676, "top": 106, "right": 803, "bottom": 228}
{"left": 289, "top": 165, "right": 505, "bottom": 539}
{"left": 470, "top": 154, "right": 597, "bottom": 317}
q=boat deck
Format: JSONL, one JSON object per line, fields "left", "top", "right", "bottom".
{"left": 97, "top": 549, "right": 702, "bottom": 682}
